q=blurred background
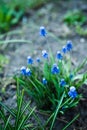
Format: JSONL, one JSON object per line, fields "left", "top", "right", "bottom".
{"left": 0, "top": 0, "right": 87, "bottom": 80}
{"left": 0, "top": 0, "right": 87, "bottom": 78}
{"left": 0, "top": 0, "right": 87, "bottom": 76}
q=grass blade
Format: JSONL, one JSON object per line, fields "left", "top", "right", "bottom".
{"left": 50, "top": 92, "right": 65, "bottom": 130}
{"left": 4, "top": 115, "right": 11, "bottom": 130}
{"left": 0, "top": 102, "right": 16, "bottom": 117}
{"left": 17, "top": 107, "right": 36, "bottom": 130}
{"left": 62, "top": 114, "right": 79, "bottom": 130}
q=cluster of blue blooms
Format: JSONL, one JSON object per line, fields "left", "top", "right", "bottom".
{"left": 42, "top": 50, "right": 48, "bottom": 59}
{"left": 20, "top": 26, "right": 77, "bottom": 99}
{"left": 21, "top": 66, "right": 31, "bottom": 76}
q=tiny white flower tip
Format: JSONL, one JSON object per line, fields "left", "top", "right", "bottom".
{"left": 40, "top": 26, "right": 45, "bottom": 29}
{"left": 70, "top": 86, "right": 76, "bottom": 91}
{"left": 57, "top": 51, "right": 60, "bottom": 54}
{"left": 21, "top": 66, "right": 26, "bottom": 70}
{"left": 42, "top": 50, "right": 46, "bottom": 54}
{"left": 53, "top": 63, "right": 57, "bottom": 66}
{"left": 27, "top": 56, "right": 31, "bottom": 59}
{"left": 26, "top": 68, "right": 30, "bottom": 72}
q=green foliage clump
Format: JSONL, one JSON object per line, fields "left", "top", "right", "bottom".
{"left": 0, "top": 0, "right": 47, "bottom": 33}
{"left": 17, "top": 27, "right": 87, "bottom": 129}
{"left": 0, "top": 27, "right": 87, "bottom": 130}
{"left": 0, "top": 79, "right": 42, "bottom": 130}
{"left": 0, "top": 3, "right": 23, "bottom": 33}
{"left": 64, "top": 10, "right": 87, "bottom": 26}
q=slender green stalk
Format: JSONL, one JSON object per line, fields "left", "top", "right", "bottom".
{"left": 0, "top": 102, "right": 16, "bottom": 117}
{"left": 0, "top": 30, "right": 22, "bottom": 39}
{"left": 4, "top": 115, "right": 11, "bottom": 130}
{"left": 0, "top": 40, "right": 32, "bottom": 44}
{"left": 62, "top": 114, "right": 79, "bottom": 130}
{"left": 50, "top": 92, "right": 65, "bottom": 130}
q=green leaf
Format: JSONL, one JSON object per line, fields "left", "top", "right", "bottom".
{"left": 62, "top": 114, "right": 79, "bottom": 130}
{"left": 19, "top": 101, "right": 31, "bottom": 118}
{"left": 74, "top": 57, "right": 87, "bottom": 74}
{"left": 22, "top": 124, "right": 33, "bottom": 128}
{"left": 84, "top": 79, "right": 87, "bottom": 85}
{"left": 50, "top": 92, "right": 65, "bottom": 130}
{"left": 73, "top": 74, "right": 83, "bottom": 80}
{"left": 0, "top": 110, "right": 12, "bottom": 130}
{"left": 0, "top": 102, "right": 16, "bottom": 117}
{"left": 17, "top": 106, "right": 36, "bottom": 130}
{"left": 4, "top": 115, "right": 11, "bottom": 130}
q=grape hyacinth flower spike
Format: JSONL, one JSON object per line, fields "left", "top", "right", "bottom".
{"left": 51, "top": 63, "right": 60, "bottom": 74}
{"left": 68, "top": 86, "right": 77, "bottom": 98}
{"left": 40, "top": 26, "right": 47, "bottom": 37}
{"left": 42, "top": 50, "right": 48, "bottom": 59}
{"left": 42, "top": 78, "right": 47, "bottom": 85}
{"left": 56, "top": 51, "right": 63, "bottom": 60}
{"left": 62, "top": 46, "right": 67, "bottom": 54}
{"left": 26, "top": 68, "right": 31, "bottom": 76}
{"left": 66, "top": 40, "right": 73, "bottom": 51}
{"left": 69, "top": 73, "right": 73, "bottom": 79}
{"left": 27, "top": 56, "right": 33, "bottom": 64}
{"left": 36, "top": 57, "right": 40, "bottom": 63}
{"left": 60, "top": 79, "right": 66, "bottom": 87}
{"left": 20, "top": 66, "right": 26, "bottom": 75}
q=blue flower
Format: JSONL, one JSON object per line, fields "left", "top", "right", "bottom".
{"left": 60, "top": 79, "right": 66, "bottom": 87}
{"left": 69, "top": 74, "right": 73, "bottom": 79}
{"left": 66, "top": 40, "right": 73, "bottom": 51}
{"left": 40, "top": 26, "right": 47, "bottom": 37}
{"left": 51, "top": 64, "right": 60, "bottom": 74}
{"left": 42, "top": 50, "right": 48, "bottom": 59}
{"left": 20, "top": 66, "right": 26, "bottom": 75}
{"left": 42, "top": 78, "right": 47, "bottom": 85}
{"left": 20, "top": 66, "right": 31, "bottom": 76}
{"left": 62, "top": 46, "right": 67, "bottom": 54}
{"left": 26, "top": 68, "right": 31, "bottom": 76}
{"left": 68, "top": 86, "right": 77, "bottom": 99}
{"left": 56, "top": 51, "right": 63, "bottom": 60}
{"left": 36, "top": 57, "right": 40, "bottom": 63}
{"left": 27, "top": 56, "right": 33, "bottom": 64}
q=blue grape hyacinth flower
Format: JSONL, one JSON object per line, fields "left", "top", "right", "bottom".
{"left": 62, "top": 46, "right": 67, "bottom": 54}
{"left": 51, "top": 63, "right": 60, "bottom": 74}
{"left": 20, "top": 66, "right": 26, "bottom": 75}
{"left": 42, "top": 78, "right": 47, "bottom": 85}
{"left": 20, "top": 66, "right": 31, "bottom": 76}
{"left": 27, "top": 56, "right": 33, "bottom": 64}
{"left": 26, "top": 68, "right": 31, "bottom": 76}
{"left": 60, "top": 79, "right": 66, "bottom": 87}
{"left": 42, "top": 50, "right": 48, "bottom": 59}
{"left": 56, "top": 51, "right": 63, "bottom": 60}
{"left": 66, "top": 40, "right": 73, "bottom": 51}
{"left": 40, "top": 26, "right": 47, "bottom": 37}
{"left": 68, "top": 86, "right": 77, "bottom": 99}
{"left": 36, "top": 57, "right": 40, "bottom": 63}
{"left": 69, "top": 73, "right": 73, "bottom": 79}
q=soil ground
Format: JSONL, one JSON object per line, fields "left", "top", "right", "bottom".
{"left": 0, "top": 0, "right": 87, "bottom": 129}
